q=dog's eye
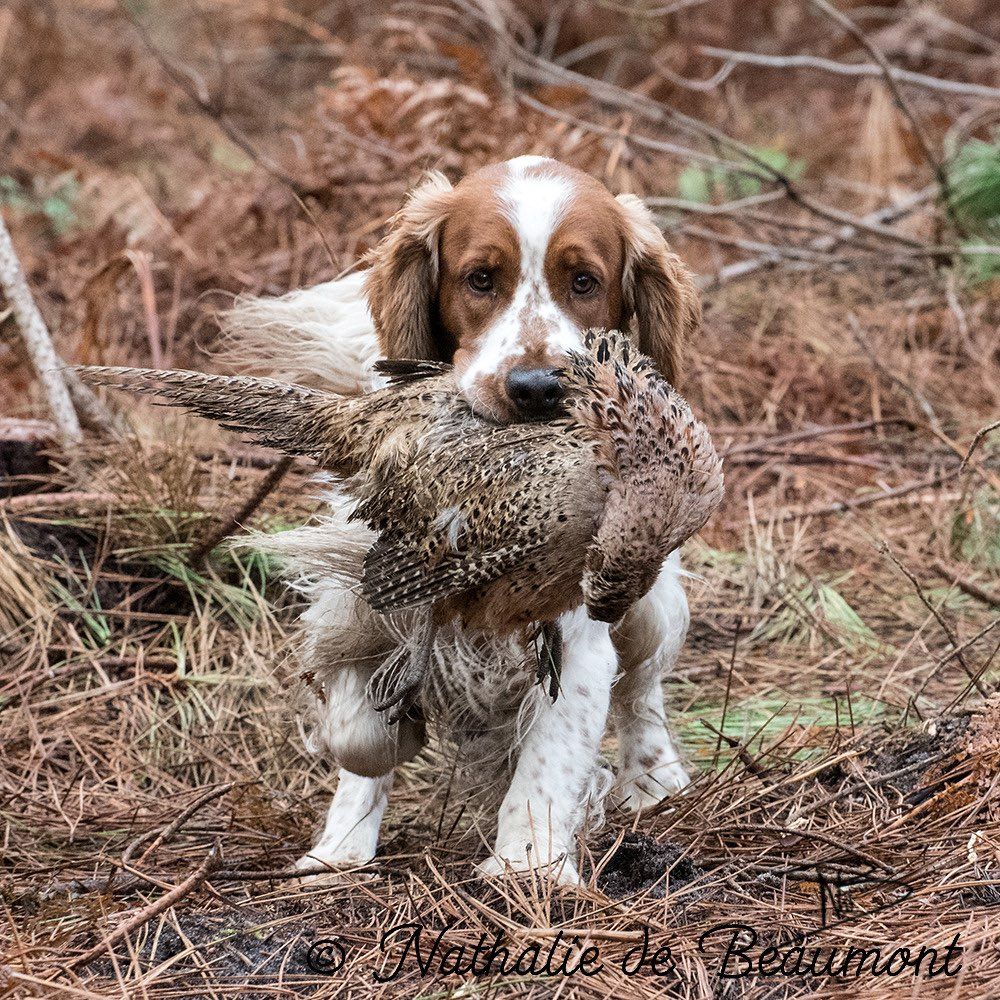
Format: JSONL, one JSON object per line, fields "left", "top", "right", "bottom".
{"left": 571, "top": 272, "right": 598, "bottom": 295}
{"left": 467, "top": 269, "right": 494, "bottom": 294}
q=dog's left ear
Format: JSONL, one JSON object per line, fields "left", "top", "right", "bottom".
{"left": 616, "top": 193, "right": 701, "bottom": 386}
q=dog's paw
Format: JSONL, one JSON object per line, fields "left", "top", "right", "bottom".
{"left": 612, "top": 758, "right": 690, "bottom": 813}
{"left": 477, "top": 844, "right": 581, "bottom": 885}
{"left": 293, "top": 843, "right": 377, "bottom": 885}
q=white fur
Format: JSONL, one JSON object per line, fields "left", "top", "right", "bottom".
{"left": 479, "top": 607, "right": 618, "bottom": 883}
{"left": 611, "top": 551, "right": 691, "bottom": 809}
{"left": 296, "top": 771, "right": 393, "bottom": 876}
{"left": 226, "top": 158, "right": 693, "bottom": 879}
{"left": 221, "top": 271, "right": 377, "bottom": 396}
{"left": 459, "top": 159, "right": 582, "bottom": 397}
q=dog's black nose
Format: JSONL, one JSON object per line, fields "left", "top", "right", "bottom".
{"left": 505, "top": 367, "right": 564, "bottom": 418}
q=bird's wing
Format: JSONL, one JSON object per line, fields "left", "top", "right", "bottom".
{"left": 357, "top": 422, "right": 582, "bottom": 612}
{"left": 74, "top": 365, "right": 352, "bottom": 467}
{"left": 361, "top": 534, "right": 544, "bottom": 612}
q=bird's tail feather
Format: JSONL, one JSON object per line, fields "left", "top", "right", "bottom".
{"left": 74, "top": 366, "right": 356, "bottom": 470}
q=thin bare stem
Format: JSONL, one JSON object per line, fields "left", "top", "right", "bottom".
{"left": 697, "top": 46, "right": 1000, "bottom": 102}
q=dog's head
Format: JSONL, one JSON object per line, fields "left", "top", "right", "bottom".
{"left": 365, "top": 156, "right": 700, "bottom": 423}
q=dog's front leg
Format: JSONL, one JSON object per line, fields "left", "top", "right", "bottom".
{"left": 295, "top": 769, "right": 393, "bottom": 878}
{"left": 610, "top": 552, "right": 691, "bottom": 811}
{"left": 479, "top": 607, "right": 618, "bottom": 884}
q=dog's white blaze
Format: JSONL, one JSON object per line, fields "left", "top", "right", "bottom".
{"left": 459, "top": 160, "right": 583, "bottom": 397}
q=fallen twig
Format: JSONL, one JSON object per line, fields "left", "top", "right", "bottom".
{"left": 788, "top": 750, "right": 950, "bottom": 823}
{"left": 699, "top": 719, "right": 769, "bottom": 778}
{"left": 0, "top": 491, "right": 121, "bottom": 514}
{"left": 701, "top": 186, "right": 935, "bottom": 289}
{"left": 37, "top": 783, "right": 236, "bottom": 899}
{"left": 723, "top": 418, "right": 915, "bottom": 457}
{"left": 931, "top": 560, "right": 1000, "bottom": 609}
{"left": 914, "top": 616, "right": 1000, "bottom": 701}
{"left": 131, "top": 783, "right": 235, "bottom": 867}
{"left": 959, "top": 419, "right": 1000, "bottom": 479}
{"left": 780, "top": 470, "right": 955, "bottom": 520}
{"left": 880, "top": 540, "right": 985, "bottom": 696}
{"left": 188, "top": 454, "right": 294, "bottom": 567}
{"left": 29, "top": 859, "right": 372, "bottom": 901}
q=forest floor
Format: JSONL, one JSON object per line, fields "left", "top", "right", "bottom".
{"left": 2, "top": 2, "right": 1000, "bottom": 997}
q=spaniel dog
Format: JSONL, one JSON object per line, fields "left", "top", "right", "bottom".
{"left": 228, "top": 155, "right": 701, "bottom": 882}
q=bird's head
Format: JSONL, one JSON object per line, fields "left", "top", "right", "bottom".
{"left": 569, "top": 330, "right": 724, "bottom": 624}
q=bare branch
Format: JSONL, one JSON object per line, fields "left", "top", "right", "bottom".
{"left": 188, "top": 454, "right": 295, "bottom": 567}
{"left": 931, "top": 560, "right": 1000, "bottom": 610}
{"left": 64, "top": 368, "right": 124, "bottom": 436}
{"left": 880, "top": 540, "right": 985, "bottom": 696}
{"left": 66, "top": 844, "right": 222, "bottom": 971}
{"left": 122, "top": 3, "right": 309, "bottom": 198}
{"left": 475, "top": 11, "right": 931, "bottom": 249}
{"left": 809, "top": 0, "right": 958, "bottom": 234}
{"left": 700, "top": 185, "right": 935, "bottom": 289}
{"left": 698, "top": 46, "right": 1000, "bottom": 102}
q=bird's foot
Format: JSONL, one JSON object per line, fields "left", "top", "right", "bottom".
{"left": 368, "top": 612, "right": 433, "bottom": 723}
{"left": 368, "top": 649, "right": 423, "bottom": 724}
{"left": 533, "top": 620, "right": 563, "bottom": 702}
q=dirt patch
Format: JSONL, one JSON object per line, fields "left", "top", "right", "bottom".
{"left": 593, "top": 831, "right": 705, "bottom": 899}
{"left": 868, "top": 713, "right": 972, "bottom": 796}
{"left": 89, "top": 902, "right": 327, "bottom": 998}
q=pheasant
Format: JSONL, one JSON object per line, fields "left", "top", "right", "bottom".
{"left": 77, "top": 330, "right": 723, "bottom": 720}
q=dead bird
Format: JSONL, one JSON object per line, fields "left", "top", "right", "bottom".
{"left": 77, "top": 330, "right": 723, "bottom": 720}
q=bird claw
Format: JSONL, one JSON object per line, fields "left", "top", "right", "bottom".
{"left": 368, "top": 610, "right": 434, "bottom": 724}
{"left": 371, "top": 680, "right": 421, "bottom": 724}
{"left": 533, "top": 621, "right": 563, "bottom": 702}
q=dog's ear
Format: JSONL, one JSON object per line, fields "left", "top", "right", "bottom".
{"left": 365, "top": 172, "right": 455, "bottom": 361}
{"left": 615, "top": 193, "right": 701, "bottom": 386}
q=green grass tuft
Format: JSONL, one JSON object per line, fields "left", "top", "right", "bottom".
{"left": 678, "top": 146, "right": 805, "bottom": 203}
{"left": 752, "top": 574, "right": 881, "bottom": 654}
{"left": 951, "top": 488, "right": 1000, "bottom": 569}
{"left": 946, "top": 137, "right": 1000, "bottom": 282}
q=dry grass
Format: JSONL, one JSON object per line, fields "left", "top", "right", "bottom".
{"left": 3, "top": 1, "right": 1000, "bottom": 997}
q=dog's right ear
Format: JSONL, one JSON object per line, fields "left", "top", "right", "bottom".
{"left": 365, "top": 172, "right": 455, "bottom": 361}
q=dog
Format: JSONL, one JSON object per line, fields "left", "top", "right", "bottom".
{"left": 226, "top": 155, "right": 702, "bottom": 883}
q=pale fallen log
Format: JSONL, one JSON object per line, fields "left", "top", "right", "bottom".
{"left": 0, "top": 215, "right": 80, "bottom": 444}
